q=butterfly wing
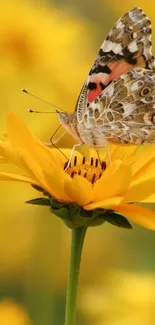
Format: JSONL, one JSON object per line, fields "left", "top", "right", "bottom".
{"left": 76, "top": 7, "right": 155, "bottom": 124}
{"left": 79, "top": 68, "right": 155, "bottom": 146}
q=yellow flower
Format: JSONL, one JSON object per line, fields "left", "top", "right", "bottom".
{"left": 1, "top": 111, "right": 155, "bottom": 230}
{"left": 0, "top": 299, "right": 31, "bottom": 325}
{"left": 79, "top": 270, "right": 155, "bottom": 325}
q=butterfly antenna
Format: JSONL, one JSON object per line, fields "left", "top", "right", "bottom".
{"left": 22, "top": 89, "right": 68, "bottom": 160}
{"left": 28, "top": 109, "right": 59, "bottom": 114}
{"left": 21, "top": 88, "right": 65, "bottom": 112}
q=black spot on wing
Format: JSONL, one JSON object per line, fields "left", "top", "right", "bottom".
{"left": 122, "top": 48, "right": 137, "bottom": 65}
{"left": 87, "top": 82, "right": 97, "bottom": 90}
{"left": 102, "top": 65, "right": 111, "bottom": 74}
{"left": 98, "top": 48, "right": 105, "bottom": 56}
{"left": 142, "top": 54, "right": 152, "bottom": 69}
{"left": 99, "top": 82, "right": 106, "bottom": 90}
{"left": 90, "top": 64, "right": 112, "bottom": 74}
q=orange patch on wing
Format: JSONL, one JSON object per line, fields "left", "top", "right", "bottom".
{"left": 87, "top": 81, "right": 103, "bottom": 102}
{"left": 87, "top": 60, "right": 133, "bottom": 103}
{"left": 109, "top": 60, "right": 133, "bottom": 80}
{"left": 87, "top": 55, "right": 146, "bottom": 104}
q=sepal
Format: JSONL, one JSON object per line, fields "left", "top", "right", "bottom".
{"left": 26, "top": 197, "right": 51, "bottom": 206}
{"left": 26, "top": 195, "right": 132, "bottom": 229}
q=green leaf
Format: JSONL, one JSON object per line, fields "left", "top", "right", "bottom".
{"left": 31, "top": 184, "right": 44, "bottom": 192}
{"left": 78, "top": 209, "right": 93, "bottom": 219}
{"left": 104, "top": 212, "right": 132, "bottom": 229}
{"left": 26, "top": 198, "right": 51, "bottom": 206}
{"left": 27, "top": 194, "right": 132, "bottom": 230}
{"left": 50, "top": 206, "right": 69, "bottom": 220}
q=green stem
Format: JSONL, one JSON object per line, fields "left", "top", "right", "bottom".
{"left": 64, "top": 226, "right": 87, "bottom": 325}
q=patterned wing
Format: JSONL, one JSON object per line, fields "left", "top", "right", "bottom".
{"left": 76, "top": 7, "right": 155, "bottom": 123}
{"left": 81, "top": 68, "right": 155, "bottom": 146}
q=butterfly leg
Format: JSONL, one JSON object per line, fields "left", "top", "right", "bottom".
{"left": 106, "top": 144, "right": 112, "bottom": 165}
{"left": 96, "top": 150, "right": 102, "bottom": 165}
{"left": 43, "top": 125, "right": 68, "bottom": 160}
{"left": 64, "top": 142, "right": 83, "bottom": 171}
{"left": 43, "top": 130, "right": 67, "bottom": 146}
{"left": 96, "top": 147, "right": 112, "bottom": 167}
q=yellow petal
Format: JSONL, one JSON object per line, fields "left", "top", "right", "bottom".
{"left": 131, "top": 146, "right": 155, "bottom": 178}
{"left": 64, "top": 175, "right": 92, "bottom": 206}
{"left": 92, "top": 160, "right": 131, "bottom": 202}
{"left": 115, "top": 204, "right": 155, "bottom": 230}
{"left": 110, "top": 144, "right": 138, "bottom": 163}
{"left": 132, "top": 158, "right": 155, "bottom": 181}
{"left": 0, "top": 157, "right": 9, "bottom": 163}
{"left": 142, "top": 194, "right": 155, "bottom": 203}
{"left": 0, "top": 172, "right": 37, "bottom": 184}
{"left": 43, "top": 168, "right": 72, "bottom": 202}
{"left": 0, "top": 140, "right": 20, "bottom": 166}
{"left": 85, "top": 196, "right": 124, "bottom": 210}
{"left": 16, "top": 150, "right": 62, "bottom": 199}
{"left": 124, "top": 177, "right": 155, "bottom": 203}
{"left": 16, "top": 149, "right": 84, "bottom": 203}
{"left": 16, "top": 149, "right": 45, "bottom": 182}
{"left": 6, "top": 111, "right": 59, "bottom": 171}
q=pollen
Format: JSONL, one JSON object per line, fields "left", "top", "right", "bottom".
{"left": 64, "top": 156, "right": 106, "bottom": 184}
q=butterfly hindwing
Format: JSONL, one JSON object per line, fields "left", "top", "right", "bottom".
{"left": 81, "top": 68, "right": 155, "bottom": 146}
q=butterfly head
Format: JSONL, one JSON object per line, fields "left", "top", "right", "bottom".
{"left": 57, "top": 111, "right": 71, "bottom": 125}
{"left": 57, "top": 111, "right": 82, "bottom": 142}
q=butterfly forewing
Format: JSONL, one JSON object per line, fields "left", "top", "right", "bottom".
{"left": 76, "top": 7, "right": 155, "bottom": 125}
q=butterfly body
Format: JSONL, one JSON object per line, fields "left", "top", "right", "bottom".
{"left": 58, "top": 7, "right": 155, "bottom": 151}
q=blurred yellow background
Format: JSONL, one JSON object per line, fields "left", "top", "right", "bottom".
{"left": 1, "top": 1, "right": 155, "bottom": 324}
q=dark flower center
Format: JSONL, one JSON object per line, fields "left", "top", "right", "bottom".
{"left": 64, "top": 156, "right": 106, "bottom": 184}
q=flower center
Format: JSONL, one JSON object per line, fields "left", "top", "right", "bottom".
{"left": 64, "top": 156, "right": 106, "bottom": 184}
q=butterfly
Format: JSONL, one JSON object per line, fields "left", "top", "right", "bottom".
{"left": 57, "top": 7, "right": 155, "bottom": 163}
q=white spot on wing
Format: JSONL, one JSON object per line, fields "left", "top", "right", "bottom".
{"left": 105, "top": 85, "right": 114, "bottom": 97}
{"left": 130, "top": 80, "right": 143, "bottom": 92}
{"left": 113, "top": 43, "right": 123, "bottom": 54}
{"left": 102, "top": 40, "right": 114, "bottom": 52}
{"left": 123, "top": 103, "right": 137, "bottom": 117}
{"left": 148, "top": 33, "right": 152, "bottom": 42}
{"left": 102, "top": 40, "right": 122, "bottom": 54}
{"left": 115, "top": 21, "right": 124, "bottom": 29}
{"left": 128, "top": 40, "right": 138, "bottom": 53}
{"left": 132, "top": 32, "right": 137, "bottom": 39}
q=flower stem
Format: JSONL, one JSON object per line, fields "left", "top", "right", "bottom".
{"left": 64, "top": 226, "right": 87, "bottom": 325}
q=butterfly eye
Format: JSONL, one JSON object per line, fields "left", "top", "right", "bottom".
{"left": 140, "top": 87, "right": 151, "bottom": 97}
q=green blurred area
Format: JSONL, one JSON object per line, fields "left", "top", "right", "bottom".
{"left": 0, "top": 1, "right": 155, "bottom": 324}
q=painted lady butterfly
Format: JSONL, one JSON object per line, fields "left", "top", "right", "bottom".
{"left": 57, "top": 7, "right": 155, "bottom": 160}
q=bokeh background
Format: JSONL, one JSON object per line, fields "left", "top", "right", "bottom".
{"left": 0, "top": 1, "right": 155, "bottom": 324}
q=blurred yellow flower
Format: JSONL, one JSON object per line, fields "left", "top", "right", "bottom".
{"left": 0, "top": 1, "right": 90, "bottom": 145}
{"left": 80, "top": 270, "right": 155, "bottom": 325}
{"left": 1, "top": 111, "right": 155, "bottom": 230}
{"left": 0, "top": 299, "right": 31, "bottom": 325}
